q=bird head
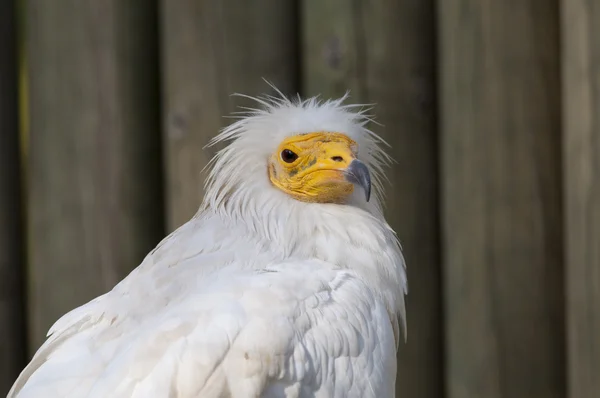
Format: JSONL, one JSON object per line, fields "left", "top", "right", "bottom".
{"left": 202, "top": 90, "right": 392, "bottom": 217}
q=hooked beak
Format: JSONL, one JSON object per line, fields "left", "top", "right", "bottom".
{"left": 344, "top": 159, "right": 372, "bottom": 202}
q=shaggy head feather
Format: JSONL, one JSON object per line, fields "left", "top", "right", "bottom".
{"left": 203, "top": 92, "right": 393, "bottom": 216}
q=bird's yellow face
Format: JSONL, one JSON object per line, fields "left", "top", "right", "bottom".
{"left": 268, "top": 132, "right": 371, "bottom": 203}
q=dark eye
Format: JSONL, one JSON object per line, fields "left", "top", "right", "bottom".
{"left": 281, "top": 149, "right": 298, "bottom": 163}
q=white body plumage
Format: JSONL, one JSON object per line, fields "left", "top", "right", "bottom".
{"left": 8, "top": 93, "right": 407, "bottom": 398}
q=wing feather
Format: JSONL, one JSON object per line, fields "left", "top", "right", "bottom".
{"left": 10, "top": 261, "right": 396, "bottom": 398}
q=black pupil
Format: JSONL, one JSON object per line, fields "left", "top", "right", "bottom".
{"left": 281, "top": 149, "right": 298, "bottom": 163}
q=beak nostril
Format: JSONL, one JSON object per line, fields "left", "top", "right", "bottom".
{"left": 331, "top": 156, "right": 344, "bottom": 162}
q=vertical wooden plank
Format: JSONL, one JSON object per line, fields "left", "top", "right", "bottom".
{"left": 161, "top": 0, "right": 299, "bottom": 230}
{"left": 303, "top": 1, "right": 441, "bottom": 397}
{"left": 562, "top": 0, "right": 600, "bottom": 396}
{"left": 26, "top": 0, "right": 164, "bottom": 351}
{"left": 439, "top": 1, "right": 564, "bottom": 397}
{"left": 0, "top": 0, "right": 25, "bottom": 393}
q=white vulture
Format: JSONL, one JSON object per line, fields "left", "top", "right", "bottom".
{"left": 8, "top": 91, "right": 407, "bottom": 398}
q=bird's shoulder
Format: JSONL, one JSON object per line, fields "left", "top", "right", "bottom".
{"left": 11, "top": 256, "right": 396, "bottom": 397}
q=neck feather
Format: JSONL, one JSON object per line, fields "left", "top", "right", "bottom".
{"left": 200, "top": 185, "right": 407, "bottom": 334}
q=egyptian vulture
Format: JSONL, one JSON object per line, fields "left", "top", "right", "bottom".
{"left": 8, "top": 92, "right": 407, "bottom": 398}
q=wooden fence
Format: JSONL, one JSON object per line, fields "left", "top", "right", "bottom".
{"left": 0, "top": 0, "right": 598, "bottom": 397}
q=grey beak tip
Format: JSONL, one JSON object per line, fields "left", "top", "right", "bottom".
{"left": 346, "top": 159, "right": 372, "bottom": 202}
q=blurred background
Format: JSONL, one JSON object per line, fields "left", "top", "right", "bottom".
{"left": 0, "top": 1, "right": 598, "bottom": 397}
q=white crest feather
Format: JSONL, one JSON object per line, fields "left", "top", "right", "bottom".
{"left": 201, "top": 90, "right": 394, "bottom": 217}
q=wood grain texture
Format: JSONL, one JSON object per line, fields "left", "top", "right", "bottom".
{"left": 161, "top": 0, "right": 298, "bottom": 230}
{"left": 0, "top": 0, "right": 25, "bottom": 394}
{"left": 25, "top": 0, "right": 164, "bottom": 351}
{"left": 439, "top": 1, "right": 564, "bottom": 397}
{"left": 562, "top": 1, "right": 600, "bottom": 397}
{"left": 302, "top": 1, "right": 441, "bottom": 397}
